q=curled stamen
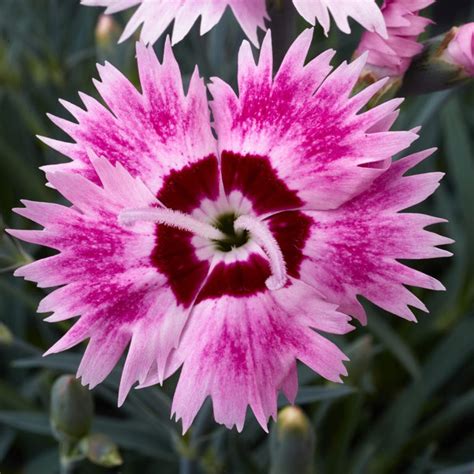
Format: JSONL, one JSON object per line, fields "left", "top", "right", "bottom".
{"left": 119, "top": 207, "right": 225, "bottom": 241}
{"left": 234, "top": 215, "right": 288, "bottom": 291}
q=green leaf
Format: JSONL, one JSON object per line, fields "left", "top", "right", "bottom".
{"left": 368, "top": 312, "right": 421, "bottom": 379}
{"left": 434, "top": 462, "right": 474, "bottom": 474}
{"left": 0, "top": 410, "right": 51, "bottom": 435}
{"left": 278, "top": 385, "right": 355, "bottom": 407}
{"left": 93, "top": 416, "right": 176, "bottom": 461}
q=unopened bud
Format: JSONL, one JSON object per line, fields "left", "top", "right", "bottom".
{"left": 50, "top": 375, "right": 93, "bottom": 443}
{"left": 270, "top": 406, "right": 315, "bottom": 474}
{"left": 401, "top": 24, "right": 474, "bottom": 95}
{"left": 95, "top": 15, "right": 121, "bottom": 48}
{"left": 80, "top": 433, "right": 123, "bottom": 467}
{"left": 441, "top": 23, "right": 474, "bottom": 78}
{"left": 0, "top": 322, "right": 13, "bottom": 345}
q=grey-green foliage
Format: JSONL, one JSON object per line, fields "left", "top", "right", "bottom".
{"left": 0, "top": 0, "right": 473, "bottom": 473}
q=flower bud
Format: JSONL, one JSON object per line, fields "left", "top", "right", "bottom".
{"left": 95, "top": 15, "right": 121, "bottom": 48}
{"left": 50, "top": 375, "right": 93, "bottom": 443}
{"left": 441, "top": 23, "right": 474, "bottom": 78}
{"left": 0, "top": 322, "right": 13, "bottom": 345}
{"left": 270, "top": 406, "right": 315, "bottom": 474}
{"left": 80, "top": 433, "right": 123, "bottom": 468}
{"left": 401, "top": 24, "right": 474, "bottom": 95}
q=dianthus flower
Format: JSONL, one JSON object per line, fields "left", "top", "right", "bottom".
{"left": 355, "top": 0, "right": 434, "bottom": 80}
{"left": 81, "top": 0, "right": 386, "bottom": 46}
{"left": 9, "top": 30, "right": 451, "bottom": 432}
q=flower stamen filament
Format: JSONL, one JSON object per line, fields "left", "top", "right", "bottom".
{"left": 234, "top": 215, "right": 288, "bottom": 291}
{"left": 119, "top": 207, "right": 225, "bottom": 241}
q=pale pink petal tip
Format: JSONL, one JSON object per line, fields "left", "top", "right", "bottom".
{"left": 81, "top": 0, "right": 268, "bottom": 47}
{"left": 355, "top": 0, "right": 435, "bottom": 78}
{"left": 445, "top": 23, "right": 474, "bottom": 77}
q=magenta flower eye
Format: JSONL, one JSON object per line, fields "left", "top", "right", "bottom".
{"left": 9, "top": 29, "right": 451, "bottom": 432}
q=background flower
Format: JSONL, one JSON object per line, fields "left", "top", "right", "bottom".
{"left": 81, "top": 0, "right": 387, "bottom": 47}
{"left": 443, "top": 22, "right": 474, "bottom": 77}
{"left": 81, "top": 0, "right": 268, "bottom": 46}
{"left": 355, "top": 0, "right": 435, "bottom": 79}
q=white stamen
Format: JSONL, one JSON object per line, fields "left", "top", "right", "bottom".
{"left": 234, "top": 215, "right": 288, "bottom": 291}
{"left": 119, "top": 207, "right": 225, "bottom": 241}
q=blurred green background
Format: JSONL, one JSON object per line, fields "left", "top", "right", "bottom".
{"left": 0, "top": 0, "right": 473, "bottom": 473}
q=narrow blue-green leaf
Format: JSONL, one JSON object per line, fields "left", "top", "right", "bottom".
{"left": 278, "top": 385, "right": 355, "bottom": 407}
{"left": 0, "top": 411, "right": 51, "bottom": 435}
{"left": 435, "top": 462, "right": 474, "bottom": 474}
{"left": 368, "top": 312, "right": 421, "bottom": 379}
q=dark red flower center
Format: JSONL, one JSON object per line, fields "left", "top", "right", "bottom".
{"left": 150, "top": 152, "right": 312, "bottom": 307}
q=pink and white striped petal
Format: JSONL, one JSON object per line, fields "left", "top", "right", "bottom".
{"left": 81, "top": 0, "right": 268, "bottom": 46}
{"left": 8, "top": 157, "right": 194, "bottom": 400}
{"left": 210, "top": 29, "right": 417, "bottom": 211}
{"left": 299, "top": 150, "right": 453, "bottom": 324}
{"left": 168, "top": 280, "right": 351, "bottom": 432}
{"left": 292, "top": 0, "right": 387, "bottom": 37}
{"left": 41, "top": 41, "right": 217, "bottom": 194}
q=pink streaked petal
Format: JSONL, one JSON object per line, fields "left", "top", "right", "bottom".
{"left": 171, "top": 280, "right": 349, "bottom": 432}
{"left": 44, "top": 41, "right": 216, "bottom": 194}
{"left": 210, "top": 29, "right": 416, "bottom": 211}
{"left": 280, "top": 362, "right": 298, "bottom": 404}
{"left": 292, "top": 0, "right": 386, "bottom": 37}
{"left": 12, "top": 158, "right": 194, "bottom": 401}
{"left": 300, "top": 150, "right": 451, "bottom": 323}
{"left": 81, "top": 0, "right": 268, "bottom": 47}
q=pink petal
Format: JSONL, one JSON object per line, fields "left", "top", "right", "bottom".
{"left": 11, "top": 158, "right": 196, "bottom": 401}
{"left": 300, "top": 150, "right": 453, "bottom": 323}
{"left": 169, "top": 280, "right": 350, "bottom": 433}
{"left": 44, "top": 41, "right": 217, "bottom": 195}
{"left": 210, "top": 29, "right": 417, "bottom": 211}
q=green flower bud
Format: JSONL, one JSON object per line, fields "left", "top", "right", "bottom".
{"left": 80, "top": 433, "right": 123, "bottom": 468}
{"left": 270, "top": 406, "right": 316, "bottom": 474}
{"left": 50, "top": 375, "right": 93, "bottom": 443}
{"left": 0, "top": 322, "right": 13, "bottom": 345}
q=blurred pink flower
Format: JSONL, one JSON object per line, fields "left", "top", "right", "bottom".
{"left": 355, "top": 0, "right": 435, "bottom": 79}
{"left": 9, "top": 30, "right": 451, "bottom": 432}
{"left": 81, "top": 0, "right": 387, "bottom": 47}
{"left": 443, "top": 23, "right": 474, "bottom": 77}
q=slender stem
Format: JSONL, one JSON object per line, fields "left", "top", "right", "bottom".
{"left": 119, "top": 207, "right": 225, "bottom": 241}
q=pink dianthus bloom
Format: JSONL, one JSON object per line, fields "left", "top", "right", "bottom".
{"left": 81, "top": 0, "right": 386, "bottom": 47}
{"left": 443, "top": 23, "right": 474, "bottom": 77}
{"left": 9, "top": 30, "right": 451, "bottom": 432}
{"left": 355, "top": 0, "right": 435, "bottom": 79}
